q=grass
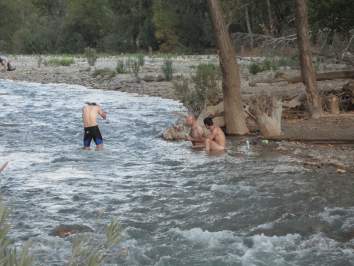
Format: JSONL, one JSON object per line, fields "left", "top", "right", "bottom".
{"left": 161, "top": 59, "right": 173, "bottom": 81}
{"left": 47, "top": 57, "right": 75, "bottom": 66}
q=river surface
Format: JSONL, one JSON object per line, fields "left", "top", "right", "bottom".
{"left": 0, "top": 80, "right": 354, "bottom": 266}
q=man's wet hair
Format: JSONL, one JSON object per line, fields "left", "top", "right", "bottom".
{"left": 203, "top": 117, "right": 213, "bottom": 126}
{"left": 85, "top": 102, "right": 97, "bottom": 106}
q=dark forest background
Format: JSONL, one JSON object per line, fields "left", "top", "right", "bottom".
{"left": 0, "top": 0, "right": 353, "bottom": 54}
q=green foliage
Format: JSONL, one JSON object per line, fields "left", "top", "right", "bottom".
{"left": 84, "top": 47, "right": 98, "bottom": 67}
{"left": 0, "top": 0, "right": 353, "bottom": 54}
{"left": 92, "top": 68, "right": 116, "bottom": 79}
{"left": 137, "top": 54, "right": 145, "bottom": 67}
{"left": 47, "top": 57, "right": 75, "bottom": 66}
{"left": 68, "top": 219, "right": 122, "bottom": 266}
{"left": 116, "top": 59, "right": 128, "bottom": 74}
{"left": 126, "top": 56, "right": 144, "bottom": 80}
{"left": 173, "top": 63, "right": 221, "bottom": 115}
{"left": 248, "top": 57, "right": 299, "bottom": 75}
{"left": 0, "top": 201, "right": 33, "bottom": 266}
{"left": 161, "top": 59, "right": 173, "bottom": 81}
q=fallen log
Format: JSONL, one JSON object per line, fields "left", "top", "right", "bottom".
{"left": 250, "top": 70, "right": 354, "bottom": 86}
{"left": 286, "top": 70, "right": 354, "bottom": 83}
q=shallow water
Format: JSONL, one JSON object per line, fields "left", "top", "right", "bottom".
{"left": 1, "top": 80, "right": 354, "bottom": 266}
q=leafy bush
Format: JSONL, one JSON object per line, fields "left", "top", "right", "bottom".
{"left": 84, "top": 47, "right": 98, "bottom": 67}
{"left": 116, "top": 59, "right": 128, "bottom": 74}
{"left": 137, "top": 53, "right": 145, "bottom": 67}
{"left": 47, "top": 57, "right": 75, "bottom": 66}
{"left": 126, "top": 57, "right": 141, "bottom": 80}
{"left": 92, "top": 68, "right": 116, "bottom": 79}
{"left": 173, "top": 63, "right": 221, "bottom": 115}
{"left": 248, "top": 62, "right": 264, "bottom": 75}
{"left": 249, "top": 57, "right": 300, "bottom": 75}
{"left": 161, "top": 59, "right": 173, "bottom": 81}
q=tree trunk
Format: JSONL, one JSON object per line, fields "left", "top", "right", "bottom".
{"left": 208, "top": 0, "right": 249, "bottom": 135}
{"left": 328, "top": 95, "right": 340, "bottom": 115}
{"left": 266, "top": 0, "right": 274, "bottom": 35}
{"left": 245, "top": 5, "right": 254, "bottom": 49}
{"left": 295, "top": 0, "right": 323, "bottom": 118}
{"left": 252, "top": 96, "right": 283, "bottom": 138}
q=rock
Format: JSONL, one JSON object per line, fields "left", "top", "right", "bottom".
{"left": 142, "top": 74, "right": 165, "bottom": 82}
{"left": 50, "top": 224, "right": 94, "bottom": 238}
{"left": 162, "top": 118, "right": 189, "bottom": 141}
{"left": 336, "top": 168, "right": 347, "bottom": 174}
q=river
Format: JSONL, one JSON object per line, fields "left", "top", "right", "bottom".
{"left": 0, "top": 80, "right": 354, "bottom": 265}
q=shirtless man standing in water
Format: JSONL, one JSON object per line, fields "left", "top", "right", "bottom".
{"left": 203, "top": 117, "right": 226, "bottom": 152}
{"left": 185, "top": 115, "right": 205, "bottom": 148}
{"left": 82, "top": 102, "right": 107, "bottom": 150}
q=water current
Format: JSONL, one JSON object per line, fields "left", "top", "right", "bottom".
{"left": 0, "top": 80, "right": 354, "bottom": 265}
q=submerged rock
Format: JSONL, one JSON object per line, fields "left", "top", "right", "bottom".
{"left": 50, "top": 224, "right": 94, "bottom": 238}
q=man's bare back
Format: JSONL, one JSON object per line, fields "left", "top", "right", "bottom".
{"left": 203, "top": 117, "right": 225, "bottom": 152}
{"left": 82, "top": 103, "right": 107, "bottom": 149}
{"left": 82, "top": 104, "right": 106, "bottom": 127}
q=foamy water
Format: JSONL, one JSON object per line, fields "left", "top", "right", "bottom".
{"left": 0, "top": 80, "right": 354, "bottom": 265}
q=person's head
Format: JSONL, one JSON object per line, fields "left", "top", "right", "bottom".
{"left": 185, "top": 115, "right": 196, "bottom": 126}
{"left": 203, "top": 117, "right": 214, "bottom": 130}
{"left": 86, "top": 102, "right": 97, "bottom": 106}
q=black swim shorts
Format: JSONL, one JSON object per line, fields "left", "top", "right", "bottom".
{"left": 83, "top": 125, "right": 103, "bottom": 147}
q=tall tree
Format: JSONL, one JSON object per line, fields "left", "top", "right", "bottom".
{"left": 295, "top": 0, "right": 322, "bottom": 118}
{"left": 208, "top": 0, "right": 249, "bottom": 135}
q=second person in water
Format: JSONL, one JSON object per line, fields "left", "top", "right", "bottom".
{"left": 186, "top": 115, "right": 226, "bottom": 152}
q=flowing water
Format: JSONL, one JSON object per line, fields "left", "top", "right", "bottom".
{"left": 0, "top": 80, "right": 354, "bottom": 266}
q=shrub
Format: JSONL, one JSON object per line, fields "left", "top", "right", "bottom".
{"left": 248, "top": 58, "right": 279, "bottom": 75}
{"left": 173, "top": 63, "right": 221, "bottom": 115}
{"left": 161, "top": 59, "right": 173, "bottom": 81}
{"left": 84, "top": 47, "right": 98, "bottom": 67}
{"left": 68, "top": 219, "right": 122, "bottom": 266}
{"left": 47, "top": 57, "right": 74, "bottom": 66}
{"left": 92, "top": 68, "right": 116, "bottom": 79}
{"left": 248, "top": 62, "right": 264, "bottom": 75}
{"left": 116, "top": 59, "right": 128, "bottom": 74}
{"left": 126, "top": 57, "right": 141, "bottom": 80}
{"left": 137, "top": 53, "right": 145, "bottom": 67}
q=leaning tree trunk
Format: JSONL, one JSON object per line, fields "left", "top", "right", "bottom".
{"left": 208, "top": 0, "right": 249, "bottom": 135}
{"left": 295, "top": 0, "right": 323, "bottom": 118}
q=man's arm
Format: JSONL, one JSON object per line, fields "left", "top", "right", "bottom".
{"left": 97, "top": 106, "right": 107, "bottom": 120}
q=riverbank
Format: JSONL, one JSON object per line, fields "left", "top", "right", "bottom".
{"left": 1, "top": 54, "right": 354, "bottom": 172}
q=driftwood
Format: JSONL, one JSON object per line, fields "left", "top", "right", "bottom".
{"left": 250, "top": 96, "right": 283, "bottom": 137}
{"left": 250, "top": 70, "right": 354, "bottom": 86}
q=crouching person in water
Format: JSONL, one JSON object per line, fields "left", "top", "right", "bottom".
{"left": 185, "top": 115, "right": 205, "bottom": 148}
{"left": 82, "top": 102, "right": 107, "bottom": 150}
{"left": 204, "top": 117, "right": 226, "bottom": 152}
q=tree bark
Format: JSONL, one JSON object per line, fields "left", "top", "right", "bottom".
{"left": 208, "top": 0, "right": 249, "bottom": 135}
{"left": 252, "top": 96, "right": 283, "bottom": 138}
{"left": 266, "top": 0, "right": 274, "bottom": 35}
{"left": 245, "top": 5, "right": 254, "bottom": 49}
{"left": 295, "top": 0, "right": 323, "bottom": 118}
